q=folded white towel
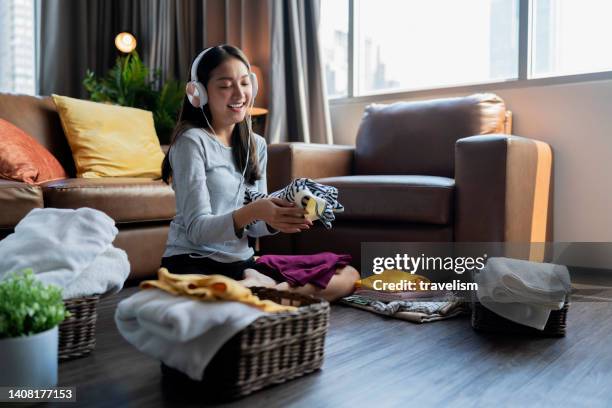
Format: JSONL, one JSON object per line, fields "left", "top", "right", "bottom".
{"left": 115, "top": 289, "right": 265, "bottom": 381}
{"left": 0, "top": 207, "right": 128, "bottom": 298}
{"left": 475, "top": 257, "right": 571, "bottom": 330}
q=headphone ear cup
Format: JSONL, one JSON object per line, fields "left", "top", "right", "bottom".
{"left": 250, "top": 73, "right": 258, "bottom": 102}
{"left": 186, "top": 81, "right": 208, "bottom": 108}
{"left": 186, "top": 82, "right": 199, "bottom": 107}
{"left": 194, "top": 82, "right": 207, "bottom": 107}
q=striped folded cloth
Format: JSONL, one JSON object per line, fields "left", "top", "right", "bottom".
{"left": 244, "top": 178, "right": 344, "bottom": 229}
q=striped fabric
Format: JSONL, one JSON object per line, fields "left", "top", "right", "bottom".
{"left": 244, "top": 178, "right": 344, "bottom": 229}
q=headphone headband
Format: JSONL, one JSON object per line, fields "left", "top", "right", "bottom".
{"left": 187, "top": 46, "right": 257, "bottom": 109}
{"left": 190, "top": 47, "right": 213, "bottom": 83}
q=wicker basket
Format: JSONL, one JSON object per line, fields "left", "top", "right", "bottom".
{"left": 161, "top": 287, "right": 330, "bottom": 401}
{"left": 58, "top": 295, "right": 100, "bottom": 360}
{"left": 471, "top": 297, "right": 569, "bottom": 337}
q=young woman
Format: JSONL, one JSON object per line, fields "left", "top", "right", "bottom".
{"left": 160, "top": 45, "right": 358, "bottom": 301}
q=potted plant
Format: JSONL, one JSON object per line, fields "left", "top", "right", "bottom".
{"left": 83, "top": 52, "right": 184, "bottom": 144}
{"left": 0, "top": 270, "right": 70, "bottom": 387}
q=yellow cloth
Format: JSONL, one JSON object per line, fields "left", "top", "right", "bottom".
{"left": 52, "top": 94, "right": 164, "bottom": 178}
{"left": 140, "top": 268, "right": 297, "bottom": 313}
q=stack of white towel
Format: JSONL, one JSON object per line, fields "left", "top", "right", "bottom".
{"left": 0, "top": 208, "right": 130, "bottom": 299}
{"left": 475, "top": 257, "right": 571, "bottom": 330}
{"left": 115, "top": 289, "right": 265, "bottom": 381}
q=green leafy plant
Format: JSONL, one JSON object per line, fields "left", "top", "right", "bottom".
{"left": 83, "top": 52, "right": 183, "bottom": 144}
{"left": 0, "top": 270, "right": 70, "bottom": 339}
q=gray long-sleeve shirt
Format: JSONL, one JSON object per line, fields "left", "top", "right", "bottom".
{"left": 163, "top": 127, "right": 276, "bottom": 262}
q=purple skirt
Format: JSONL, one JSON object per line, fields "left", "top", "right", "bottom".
{"left": 255, "top": 252, "right": 352, "bottom": 289}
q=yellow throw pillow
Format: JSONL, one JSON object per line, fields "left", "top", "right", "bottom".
{"left": 52, "top": 94, "right": 164, "bottom": 178}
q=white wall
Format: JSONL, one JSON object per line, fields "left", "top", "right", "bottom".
{"left": 329, "top": 78, "right": 612, "bottom": 243}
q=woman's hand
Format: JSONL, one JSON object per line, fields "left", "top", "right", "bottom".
{"left": 251, "top": 197, "right": 312, "bottom": 233}
{"left": 233, "top": 197, "right": 312, "bottom": 234}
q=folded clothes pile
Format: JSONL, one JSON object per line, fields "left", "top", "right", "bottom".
{"left": 341, "top": 289, "right": 468, "bottom": 324}
{"left": 0, "top": 208, "right": 130, "bottom": 299}
{"left": 116, "top": 268, "right": 296, "bottom": 381}
{"left": 474, "top": 257, "right": 571, "bottom": 330}
{"left": 141, "top": 268, "right": 296, "bottom": 313}
{"left": 244, "top": 178, "right": 344, "bottom": 229}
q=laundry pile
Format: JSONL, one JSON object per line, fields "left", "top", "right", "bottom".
{"left": 244, "top": 178, "right": 344, "bottom": 229}
{"left": 0, "top": 208, "right": 130, "bottom": 299}
{"left": 341, "top": 291, "right": 468, "bottom": 323}
{"left": 341, "top": 270, "right": 468, "bottom": 323}
{"left": 115, "top": 268, "right": 296, "bottom": 381}
{"left": 474, "top": 257, "right": 571, "bottom": 330}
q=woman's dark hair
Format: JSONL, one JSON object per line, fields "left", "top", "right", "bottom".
{"left": 161, "top": 45, "right": 260, "bottom": 185}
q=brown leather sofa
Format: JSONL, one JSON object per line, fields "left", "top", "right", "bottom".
{"left": 0, "top": 93, "right": 175, "bottom": 280}
{"left": 260, "top": 93, "right": 553, "bottom": 270}
{"left": 1, "top": 92, "right": 552, "bottom": 278}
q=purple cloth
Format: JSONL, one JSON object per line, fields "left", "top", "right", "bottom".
{"left": 255, "top": 252, "right": 352, "bottom": 289}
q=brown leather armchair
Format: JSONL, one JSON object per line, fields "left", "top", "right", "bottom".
{"left": 259, "top": 93, "right": 553, "bottom": 270}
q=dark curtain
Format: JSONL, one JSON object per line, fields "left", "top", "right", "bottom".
{"left": 267, "top": 0, "right": 332, "bottom": 144}
{"left": 36, "top": 0, "right": 207, "bottom": 98}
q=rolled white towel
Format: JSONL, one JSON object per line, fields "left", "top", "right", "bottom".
{"left": 52, "top": 246, "right": 130, "bottom": 299}
{"left": 0, "top": 208, "right": 117, "bottom": 288}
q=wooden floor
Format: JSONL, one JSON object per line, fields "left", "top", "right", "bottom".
{"left": 48, "top": 287, "right": 612, "bottom": 408}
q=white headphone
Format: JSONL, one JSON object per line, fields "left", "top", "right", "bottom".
{"left": 186, "top": 46, "right": 258, "bottom": 109}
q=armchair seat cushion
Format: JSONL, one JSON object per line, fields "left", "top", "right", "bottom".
{"left": 41, "top": 178, "right": 176, "bottom": 224}
{"left": 316, "top": 175, "right": 454, "bottom": 225}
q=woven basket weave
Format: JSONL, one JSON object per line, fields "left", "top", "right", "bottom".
{"left": 471, "top": 298, "right": 569, "bottom": 337}
{"left": 59, "top": 295, "right": 100, "bottom": 360}
{"left": 161, "top": 287, "right": 330, "bottom": 401}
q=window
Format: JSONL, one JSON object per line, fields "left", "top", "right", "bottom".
{"left": 320, "top": 0, "right": 349, "bottom": 98}
{"left": 531, "top": 0, "right": 612, "bottom": 78}
{"left": 322, "top": 0, "right": 612, "bottom": 99}
{"left": 0, "top": 0, "right": 36, "bottom": 94}
{"left": 354, "top": 0, "right": 519, "bottom": 95}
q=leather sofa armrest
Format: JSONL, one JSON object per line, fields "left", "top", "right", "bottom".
{"left": 0, "top": 180, "right": 43, "bottom": 229}
{"left": 267, "top": 142, "right": 355, "bottom": 192}
{"left": 455, "top": 134, "right": 553, "bottom": 243}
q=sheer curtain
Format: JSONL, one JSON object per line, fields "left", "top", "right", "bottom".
{"left": 0, "top": 0, "right": 36, "bottom": 94}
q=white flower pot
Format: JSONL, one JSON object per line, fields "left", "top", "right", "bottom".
{"left": 0, "top": 326, "right": 58, "bottom": 387}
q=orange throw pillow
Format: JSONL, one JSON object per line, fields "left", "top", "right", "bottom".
{"left": 0, "top": 118, "right": 68, "bottom": 184}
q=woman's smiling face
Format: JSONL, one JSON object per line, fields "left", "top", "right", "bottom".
{"left": 206, "top": 57, "right": 252, "bottom": 128}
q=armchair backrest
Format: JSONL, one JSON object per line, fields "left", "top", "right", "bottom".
{"left": 354, "top": 93, "right": 509, "bottom": 178}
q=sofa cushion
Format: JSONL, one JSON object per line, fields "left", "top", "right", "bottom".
{"left": 0, "top": 93, "right": 76, "bottom": 176}
{"left": 316, "top": 175, "right": 454, "bottom": 225}
{"left": 41, "top": 178, "right": 175, "bottom": 223}
{"left": 0, "top": 180, "right": 43, "bottom": 228}
{"left": 0, "top": 118, "right": 68, "bottom": 184}
{"left": 52, "top": 95, "right": 164, "bottom": 178}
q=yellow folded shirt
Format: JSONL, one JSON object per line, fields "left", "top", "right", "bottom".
{"left": 140, "top": 268, "right": 296, "bottom": 313}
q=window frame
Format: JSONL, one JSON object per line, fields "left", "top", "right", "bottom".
{"left": 329, "top": 0, "right": 612, "bottom": 103}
